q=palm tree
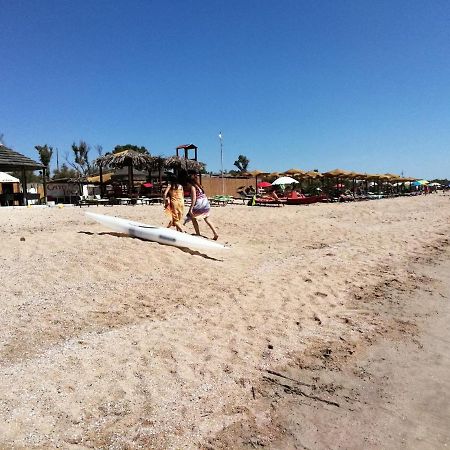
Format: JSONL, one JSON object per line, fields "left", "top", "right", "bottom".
{"left": 233, "top": 155, "right": 249, "bottom": 173}
{"left": 35, "top": 145, "right": 53, "bottom": 180}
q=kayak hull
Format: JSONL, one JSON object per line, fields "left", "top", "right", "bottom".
{"left": 86, "top": 212, "right": 228, "bottom": 251}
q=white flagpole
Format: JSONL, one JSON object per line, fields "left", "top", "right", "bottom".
{"left": 219, "top": 131, "right": 224, "bottom": 195}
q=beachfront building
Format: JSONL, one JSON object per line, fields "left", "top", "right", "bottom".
{"left": 0, "top": 172, "right": 21, "bottom": 206}
{"left": 0, "top": 144, "right": 45, "bottom": 206}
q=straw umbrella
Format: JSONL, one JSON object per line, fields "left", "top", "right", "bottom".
{"left": 163, "top": 156, "right": 205, "bottom": 173}
{"left": 284, "top": 168, "right": 306, "bottom": 177}
{"left": 322, "top": 168, "right": 352, "bottom": 178}
{"left": 244, "top": 170, "right": 268, "bottom": 192}
{"left": 302, "top": 170, "right": 323, "bottom": 193}
{"left": 266, "top": 172, "right": 280, "bottom": 181}
{"left": 303, "top": 170, "right": 322, "bottom": 179}
{"left": 322, "top": 168, "right": 352, "bottom": 192}
{"left": 96, "top": 150, "right": 154, "bottom": 197}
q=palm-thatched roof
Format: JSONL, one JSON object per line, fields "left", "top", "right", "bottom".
{"left": 244, "top": 170, "right": 268, "bottom": 177}
{"left": 0, "top": 144, "right": 44, "bottom": 171}
{"left": 322, "top": 168, "right": 352, "bottom": 177}
{"left": 284, "top": 168, "right": 306, "bottom": 176}
{"left": 95, "top": 150, "right": 154, "bottom": 170}
{"left": 303, "top": 170, "right": 323, "bottom": 179}
{"left": 164, "top": 156, "right": 205, "bottom": 171}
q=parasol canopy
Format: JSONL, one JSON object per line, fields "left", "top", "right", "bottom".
{"left": 257, "top": 181, "right": 272, "bottom": 188}
{"left": 272, "top": 176, "right": 299, "bottom": 185}
{"left": 412, "top": 179, "right": 429, "bottom": 186}
{"left": 284, "top": 168, "right": 306, "bottom": 176}
{"left": 322, "top": 168, "right": 352, "bottom": 177}
{"left": 0, "top": 172, "right": 20, "bottom": 183}
{"left": 303, "top": 170, "right": 323, "bottom": 179}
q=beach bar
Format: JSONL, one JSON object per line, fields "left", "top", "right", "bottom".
{"left": 0, "top": 144, "right": 45, "bottom": 206}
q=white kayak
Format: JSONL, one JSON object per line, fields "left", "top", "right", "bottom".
{"left": 86, "top": 212, "right": 228, "bottom": 251}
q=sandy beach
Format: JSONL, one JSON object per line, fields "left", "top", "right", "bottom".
{"left": 1, "top": 193, "right": 449, "bottom": 449}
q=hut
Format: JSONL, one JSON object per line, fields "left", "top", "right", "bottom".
{"left": 0, "top": 172, "right": 20, "bottom": 206}
{"left": 0, "top": 145, "right": 45, "bottom": 205}
{"left": 95, "top": 150, "right": 154, "bottom": 197}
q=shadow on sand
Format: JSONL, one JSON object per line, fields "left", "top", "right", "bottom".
{"left": 78, "top": 230, "right": 223, "bottom": 261}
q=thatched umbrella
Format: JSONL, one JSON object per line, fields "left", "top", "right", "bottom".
{"left": 164, "top": 156, "right": 205, "bottom": 173}
{"left": 322, "top": 168, "right": 353, "bottom": 192}
{"left": 266, "top": 172, "right": 280, "bottom": 181}
{"left": 303, "top": 170, "right": 323, "bottom": 179}
{"left": 95, "top": 150, "right": 154, "bottom": 197}
{"left": 322, "top": 168, "right": 352, "bottom": 178}
{"left": 244, "top": 170, "right": 269, "bottom": 192}
{"left": 284, "top": 168, "right": 306, "bottom": 177}
{"left": 300, "top": 170, "right": 323, "bottom": 193}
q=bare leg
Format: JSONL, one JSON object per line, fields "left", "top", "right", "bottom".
{"left": 174, "top": 221, "right": 183, "bottom": 232}
{"left": 191, "top": 218, "right": 201, "bottom": 235}
{"left": 204, "top": 217, "right": 219, "bottom": 240}
{"left": 166, "top": 221, "right": 173, "bottom": 228}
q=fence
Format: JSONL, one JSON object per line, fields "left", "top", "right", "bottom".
{"left": 200, "top": 175, "right": 254, "bottom": 197}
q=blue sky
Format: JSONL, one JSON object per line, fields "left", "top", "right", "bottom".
{"left": 1, "top": 0, "right": 449, "bottom": 178}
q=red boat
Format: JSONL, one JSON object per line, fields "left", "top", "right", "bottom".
{"left": 286, "top": 194, "right": 329, "bottom": 205}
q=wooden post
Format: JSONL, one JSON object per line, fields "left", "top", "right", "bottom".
{"left": 128, "top": 165, "right": 133, "bottom": 197}
{"left": 22, "top": 168, "right": 28, "bottom": 206}
{"left": 99, "top": 164, "right": 104, "bottom": 198}
{"left": 42, "top": 167, "right": 47, "bottom": 204}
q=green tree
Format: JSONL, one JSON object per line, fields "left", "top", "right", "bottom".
{"left": 52, "top": 163, "right": 78, "bottom": 180}
{"left": 35, "top": 144, "right": 53, "bottom": 179}
{"left": 113, "top": 144, "right": 149, "bottom": 154}
{"left": 233, "top": 155, "right": 250, "bottom": 173}
{"left": 68, "top": 140, "right": 93, "bottom": 176}
{"left": 11, "top": 170, "right": 41, "bottom": 183}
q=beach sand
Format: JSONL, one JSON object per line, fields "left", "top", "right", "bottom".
{"left": 0, "top": 193, "right": 449, "bottom": 449}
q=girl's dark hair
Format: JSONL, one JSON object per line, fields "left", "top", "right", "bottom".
{"left": 187, "top": 172, "right": 204, "bottom": 191}
{"left": 177, "top": 169, "right": 189, "bottom": 186}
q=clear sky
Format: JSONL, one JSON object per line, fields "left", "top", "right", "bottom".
{"left": 1, "top": 0, "right": 449, "bottom": 178}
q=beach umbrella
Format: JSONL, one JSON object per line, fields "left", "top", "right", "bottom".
{"left": 142, "top": 182, "right": 153, "bottom": 188}
{"left": 303, "top": 171, "right": 323, "bottom": 179}
{"left": 284, "top": 168, "right": 306, "bottom": 177}
{"left": 164, "top": 156, "right": 205, "bottom": 172}
{"left": 244, "top": 170, "right": 268, "bottom": 192}
{"left": 266, "top": 172, "right": 280, "bottom": 181}
{"left": 0, "top": 172, "right": 20, "bottom": 183}
{"left": 383, "top": 173, "right": 400, "bottom": 180}
{"left": 429, "top": 182, "right": 441, "bottom": 187}
{"left": 257, "top": 181, "right": 272, "bottom": 188}
{"left": 411, "top": 179, "right": 428, "bottom": 186}
{"left": 322, "top": 168, "right": 352, "bottom": 177}
{"left": 272, "top": 176, "right": 298, "bottom": 185}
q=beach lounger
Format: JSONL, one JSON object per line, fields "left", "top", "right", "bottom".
{"left": 210, "top": 195, "right": 233, "bottom": 206}
{"left": 253, "top": 197, "right": 284, "bottom": 207}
